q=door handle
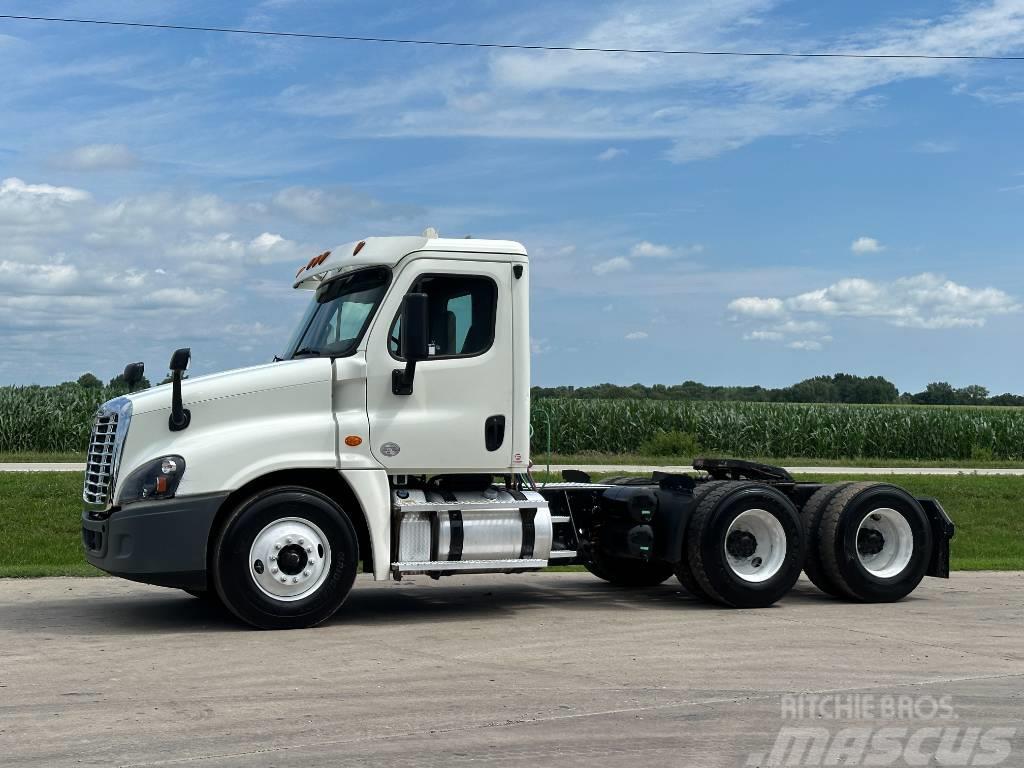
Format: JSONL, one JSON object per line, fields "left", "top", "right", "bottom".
{"left": 484, "top": 415, "right": 505, "bottom": 452}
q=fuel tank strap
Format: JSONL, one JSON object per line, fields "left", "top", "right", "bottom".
{"left": 520, "top": 508, "right": 536, "bottom": 558}
{"left": 448, "top": 510, "right": 464, "bottom": 561}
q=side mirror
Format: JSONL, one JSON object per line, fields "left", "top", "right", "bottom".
{"left": 123, "top": 362, "right": 145, "bottom": 392}
{"left": 400, "top": 292, "right": 430, "bottom": 362}
{"left": 168, "top": 347, "right": 192, "bottom": 432}
{"left": 169, "top": 348, "right": 191, "bottom": 373}
{"left": 393, "top": 293, "right": 429, "bottom": 395}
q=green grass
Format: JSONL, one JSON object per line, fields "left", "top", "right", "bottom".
{"left": 0, "top": 473, "right": 101, "bottom": 577}
{"left": 0, "top": 452, "right": 84, "bottom": 463}
{"left": 1, "top": 472, "right": 1020, "bottom": 577}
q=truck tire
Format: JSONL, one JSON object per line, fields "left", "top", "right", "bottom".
{"left": 686, "top": 481, "right": 804, "bottom": 608}
{"left": 817, "top": 482, "right": 932, "bottom": 602}
{"left": 799, "top": 483, "right": 854, "bottom": 597}
{"left": 211, "top": 486, "right": 359, "bottom": 630}
{"left": 674, "top": 481, "right": 730, "bottom": 601}
{"left": 585, "top": 554, "right": 674, "bottom": 587}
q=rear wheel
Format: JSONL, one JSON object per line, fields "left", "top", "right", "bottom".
{"left": 212, "top": 486, "right": 359, "bottom": 629}
{"left": 686, "top": 481, "right": 804, "bottom": 608}
{"left": 674, "top": 481, "right": 729, "bottom": 601}
{"left": 799, "top": 483, "right": 853, "bottom": 597}
{"left": 818, "top": 482, "right": 932, "bottom": 602}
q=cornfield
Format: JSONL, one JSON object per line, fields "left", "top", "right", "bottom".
{"left": 4, "top": 384, "right": 1024, "bottom": 461}
{"left": 0, "top": 385, "right": 113, "bottom": 454}
{"left": 531, "top": 399, "right": 1024, "bottom": 461}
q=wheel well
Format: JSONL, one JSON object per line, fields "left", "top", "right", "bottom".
{"left": 207, "top": 469, "right": 374, "bottom": 581}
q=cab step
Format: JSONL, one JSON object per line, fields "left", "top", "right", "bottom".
{"left": 393, "top": 558, "right": 548, "bottom": 574}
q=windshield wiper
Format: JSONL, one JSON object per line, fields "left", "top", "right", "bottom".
{"left": 292, "top": 347, "right": 322, "bottom": 358}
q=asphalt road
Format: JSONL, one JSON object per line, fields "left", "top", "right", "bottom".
{"left": 4, "top": 462, "right": 1024, "bottom": 475}
{"left": 1, "top": 572, "right": 1022, "bottom": 767}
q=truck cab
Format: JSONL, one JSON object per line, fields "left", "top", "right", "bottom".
{"left": 82, "top": 233, "right": 953, "bottom": 629}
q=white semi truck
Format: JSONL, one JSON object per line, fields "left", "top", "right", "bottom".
{"left": 82, "top": 234, "right": 954, "bottom": 629}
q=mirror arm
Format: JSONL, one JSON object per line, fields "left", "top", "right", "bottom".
{"left": 392, "top": 360, "right": 417, "bottom": 396}
{"left": 169, "top": 368, "right": 192, "bottom": 431}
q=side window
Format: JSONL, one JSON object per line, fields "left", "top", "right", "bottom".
{"left": 389, "top": 274, "right": 497, "bottom": 358}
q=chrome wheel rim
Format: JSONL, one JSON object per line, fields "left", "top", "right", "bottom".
{"left": 856, "top": 508, "right": 913, "bottom": 579}
{"left": 248, "top": 517, "right": 331, "bottom": 601}
{"left": 724, "top": 508, "right": 787, "bottom": 583}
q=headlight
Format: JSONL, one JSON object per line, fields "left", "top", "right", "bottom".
{"left": 119, "top": 455, "right": 186, "bottom": 505}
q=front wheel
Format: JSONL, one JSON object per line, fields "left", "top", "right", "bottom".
{"left": 211, "top": 486, "right": 359, "bottom": 629}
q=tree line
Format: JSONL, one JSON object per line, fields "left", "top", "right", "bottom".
{"left": 532, "top": 374, "right": 1024, "bottom": 407}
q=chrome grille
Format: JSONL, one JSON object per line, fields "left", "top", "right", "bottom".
{"left": 82, "top": 399, "right": 131, "bottom": 506}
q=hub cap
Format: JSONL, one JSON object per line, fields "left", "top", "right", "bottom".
{"left": 856, "top": 508, "right": 913, "bottom": 578}
{"left": 249, "top": 517, "right": 331, "bottom": 602}
{"left": 724, "top": 508, "right": 787, "bottom": 583}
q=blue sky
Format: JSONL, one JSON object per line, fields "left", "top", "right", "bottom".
{"left": 1, "top": 0, "right": 1023, "bottom": 393}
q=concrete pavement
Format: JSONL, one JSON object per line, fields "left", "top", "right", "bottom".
{"left": 1, "top": 572, "right": 1022, "bottom": 767}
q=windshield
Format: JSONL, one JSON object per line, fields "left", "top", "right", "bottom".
{"left": 286, "top": 267, "right": 391, "bottom": 358}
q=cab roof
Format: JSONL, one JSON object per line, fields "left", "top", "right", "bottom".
{"left": 293, "top": 234, "right": 528, "bottom": 290}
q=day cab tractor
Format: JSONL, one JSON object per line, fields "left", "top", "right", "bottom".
{"left": 81, "top": 233, "right": 954, "bottom": 629}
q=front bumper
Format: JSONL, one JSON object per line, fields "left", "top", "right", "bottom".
{"left": 82, "top": 492, "right": 228, "bottom": 590}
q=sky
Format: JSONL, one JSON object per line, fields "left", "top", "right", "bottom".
{"left": 1, "top": 0, "right": 1023, "bottom": 393}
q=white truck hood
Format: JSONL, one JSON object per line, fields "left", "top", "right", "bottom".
{"left": 126, "top": 357, "right": 334, "bottom": 416}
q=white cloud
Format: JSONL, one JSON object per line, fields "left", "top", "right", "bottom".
{"left": 597, "top": 147, "right": 626, "bottom": 161}
{"left": 0, "top": 176, "right": 419, "bottom": 382}
{"left": 0, "top": 177, "right": 89, "bottom": 203}
{"left": 273, "top": 185, "right": 420, "bottom": 224}
{"left": 531, "top": 337, "right": 551, "bottom": 355}
{"left": 773, "top": 319, "right": 828, "bottom": 335}
{"left": 60, "top": 143, "right": 138, "bottom": 171}
{"left": 744, "top": 330, "right": 784, "bottom": 342}
{"left": 593, "top": 256, "right": 632, "bottom": 276}
{"left": 788, "top": 340, "right": 823, "bottom": 351}
{"left": 0, "top": 177, "right": 90, "bottom": 227}
{"left": 730, "top": 273, "right": 1022, "bottom": 334}
{"left": 625, "top": 331, "right": 649, "bottom": 340}
{"left": 630, "top": 241, "right": 673, "bottom": 259}
{"left": 728, "top": 296, "right": 786, "bottom": 318}
{"left": 851, "top": 236, "right": 884, "bottom": 254}
{"left": 913, "top": 140, "right": 957, "bottom": 154}
{"left": 274, "top": 1, "right": 1024, "bottom": 163}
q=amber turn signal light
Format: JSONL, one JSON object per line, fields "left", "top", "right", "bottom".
{"left": 344, "top": 435, "right": 363, "bottom": 447}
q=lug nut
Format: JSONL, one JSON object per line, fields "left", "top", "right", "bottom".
{"left": 271, "top": 566, "right": 279, "bottom": 574}
{"left": 269, "top": 555, "right": 276, "bottom": 562}
{"left": 292, "top": 577, "right": 299, "bottom": 583}
{"left": 303, "top": 570, "right": 310, "bottom": 577}
{"left": 306, "top": 546, "right": 313, "bottom": 553}
{"left": 298, "top": 539, "right": 305, "bottom": 546}
{"left": 286, "top": 537, "right": 294, "bottom": 544}
{"left": 274, "top": 543, "right": 281, "bottom": 550}
{"left": 279, "top": 576, "right": 287, "bottom": 583}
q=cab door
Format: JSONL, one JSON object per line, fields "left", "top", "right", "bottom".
{"left": 364, "top": 256, "right": 514, "bottom": 473}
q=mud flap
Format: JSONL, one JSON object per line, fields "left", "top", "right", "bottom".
{"left": 917, "top": 497, "right": 954, "bottom": 578}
